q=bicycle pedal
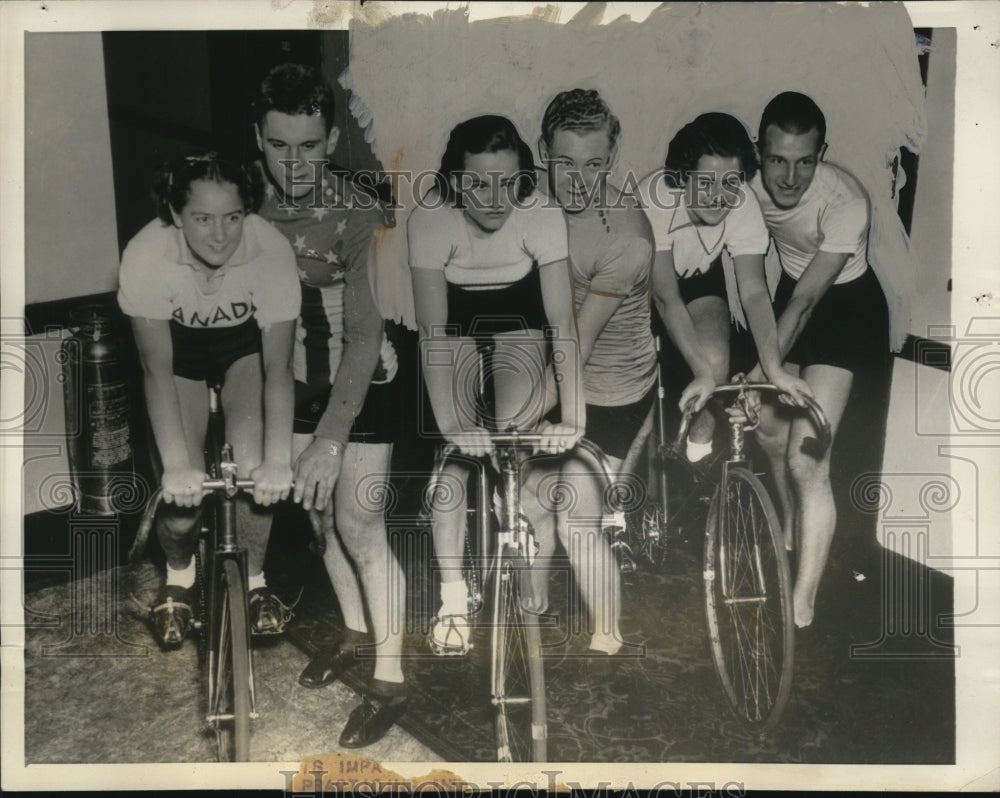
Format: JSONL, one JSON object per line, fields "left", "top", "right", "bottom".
{"left": 427, "top": 615, "right": 473, "bottom": 656}
{"left": 248, "top": 589, "right": 293, "bottom": 636}
{"left": 149, "top": 589, "right": 195, "bottom": 648}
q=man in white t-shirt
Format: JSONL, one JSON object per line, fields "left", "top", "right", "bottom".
{"left": 748, "top": 92, "right": 889, "bottom": 631}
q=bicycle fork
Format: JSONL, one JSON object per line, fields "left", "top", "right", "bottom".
{"left": 206, "top": 448, "right": 258, "bottom": 724}
{"left": 717, "top": 414, "right": 769, "bottom": 608}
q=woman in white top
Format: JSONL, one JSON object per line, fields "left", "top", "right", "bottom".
{"left": 639, "top": 113, "right": 810, "bottom": 462}
{"left": 408, "top": 114, "right": 583, "bottom": 653}
{"left": 118, "top": 154, "right": 300, "bottom": 647}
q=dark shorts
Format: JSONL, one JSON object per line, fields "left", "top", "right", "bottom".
{"left": 170, "top": 318, "right": 261, "bottom": 382}
{"left": 584, "top": 385, "right": 657, "bottom": 461}
{"left": 293, "top": 378, "right": 400, "bottom": 443}
{"left": 772, "top": 267, "right": 889, "bottom": 373}
{"left": 446, "top": 268, "right": 549, "bottom": 341}
{"left": 677, "top": 253, "right": 727, "bottom": 306}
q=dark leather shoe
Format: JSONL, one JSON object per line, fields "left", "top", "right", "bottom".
{"left": 298, "top": 646, "right": 357, "bottom": 688}
{"left": 149, "top": 584, "right": 195, "bottom": 649}
{"left": 338, "top": 692, "right": 411, "bottom": 749}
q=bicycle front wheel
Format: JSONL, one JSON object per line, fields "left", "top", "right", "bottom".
{"left": 210, "top": 558, "right": 252, "bottom": 761}
{"left": 704, "top": 466, "right": 793, "bottom": 733}
{"left": 490, "top": 551, "right": 547, "bottom": 762}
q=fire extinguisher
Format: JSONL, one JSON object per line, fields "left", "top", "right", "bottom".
{"left": 62, "top": 304, "right": 135, "bottom": 515}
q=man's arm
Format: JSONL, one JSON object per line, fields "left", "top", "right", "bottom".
{"left": 733, "top": 253, "right": 812, "bottom": 404}
{"left": 312, "top": 239, "right": 383, "bottom": 445}
{"left": 537, "top": 257, "right": 584, "bottom": 443}
{"left": 294, "top": 218, "right": 383, "bottom": 512}
{"left": 773, "top": 250, "right": 850, "bottom": 359}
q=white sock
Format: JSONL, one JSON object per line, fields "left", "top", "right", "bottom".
{"left": 165, "top": 557, "right": 195, "bottom": 589}
{"left": 246, "top": 572, "right": 267, "bottom": 592}
{"left": 588, "top": 632, "right": 621, "bottom": 655}
{"left": 686, "top": 437, "right": 713, "bottom": 463}
{"left": 439, "top": 579, "right": 469, "bottom": 617}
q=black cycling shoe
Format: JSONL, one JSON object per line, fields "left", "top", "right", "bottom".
{"left": 149, "top": 584, "right": 195, "bottom": 649}
{"left": 248, "top": 588, "right": 293, "bottom": 635}
{"left": 298, "top": 646, "right": 359, "bottom": 688}
{"left": 338, "top": 689, "right": 411, "bottom": 749}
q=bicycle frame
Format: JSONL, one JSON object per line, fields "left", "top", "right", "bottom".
{"left": 430, "top": 432, "right": 617, "bottom": 762}
{"left": 699, "top": 381, "right": 830, "bottom": 733}
{"left": 128, "top": 382, "right": 260, "bottom": 760}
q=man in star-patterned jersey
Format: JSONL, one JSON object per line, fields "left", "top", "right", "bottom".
{"left": 252, "top": 63, "right": 409, "bottom": 748}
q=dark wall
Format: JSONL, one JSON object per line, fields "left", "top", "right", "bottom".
{"left": 104, "top": 30, "right": 327, "bottom": 251}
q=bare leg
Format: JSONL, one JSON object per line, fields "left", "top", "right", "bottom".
{"left": 522, "top": 460, "right": 557, "bottom": 613}
{"left": 754, "top": 362, "right": 802, "bottom": 548}
{"left": 429, "top": 330, "right": 551, "bottom": 643}
{"left": 685, "top": 296, "right": 730, "bottom": 450}
{"left": 292, "top": 433, "right": 368, "bottom": 636}
{"left": 556, "top": 451, "right": 623, "bottom": 654}
{"left": 221, "top": 355, "right": 270, "bottom": 578}
{"left": 156, "top": 375, "right": 209, "bottom": 568}
{"left": 787, "top": 363, "right": 852, "bottom": 628}
{"left": 334, "top": 443, "right": 405, "bottom": 683}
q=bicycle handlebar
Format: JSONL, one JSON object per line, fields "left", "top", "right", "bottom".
{"left": 679, "top": 383, "right": 832, "bottom": 458}
{"left": 127, "top": 478, "right": 285, "bottom": 565}
{"left": 202, "top": 478, "right": 258, "bottom": 491}
{"left": 436, "top": 435, "right": 618, "bottom": 489}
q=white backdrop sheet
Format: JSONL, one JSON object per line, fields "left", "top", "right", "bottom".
{"left": 344, "top": 2, "right": 927, "bottom": 350}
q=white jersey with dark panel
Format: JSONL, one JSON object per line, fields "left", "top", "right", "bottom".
{"left": 117, "top": 214, "right": 301, "bottom": 381}
{"left": 407, "top": 190, "right": 568, "bottom": 287}
{"left": 567, "top": 198, "right": 657, "bottom": 408}
{"left": 750, "top": 161, "right": 869, "bottom": 284}
{"left": 638, "top": 172, "right": 769, "bottom": 326}
{"left": 118, "top": 213, "right": 300, "bottom": 329}
{"left": 407, "top": 190, "right": 569, "bottom": 339}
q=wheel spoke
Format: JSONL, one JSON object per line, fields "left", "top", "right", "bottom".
{"left": 209, "top": 560, "right": 252, "bottom": 761}
{"left": 492, "top": 558, "right": 546, "bottom": 761}
{"left": 705, "top": 468, "right": 794, "bottom": 732}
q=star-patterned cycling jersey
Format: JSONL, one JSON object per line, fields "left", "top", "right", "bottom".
{"left": 255, "top": 160, "right": 387, "bottom": 444}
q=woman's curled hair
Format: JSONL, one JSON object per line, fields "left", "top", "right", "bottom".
{"left": 152, "top": 152, "right": 263, "bottom": 225}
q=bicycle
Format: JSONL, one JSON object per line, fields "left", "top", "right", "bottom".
{"left": 128, "top": 382, "right": 285, "bottom": 761}
{"left": 672, "top": 381, "right": 831, "bottom": 733}
{"left": 428, "top": 430, "right": 617, "bottom": 762}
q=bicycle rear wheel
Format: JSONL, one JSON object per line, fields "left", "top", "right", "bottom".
{"left": 490, "top": 550, "right": 547, "bottom": 762}
{"left": 210, "top": 558, "right": 252, "bottom": 761}
{"left": 704, "top": 465, "right": 793, "bottom": 733}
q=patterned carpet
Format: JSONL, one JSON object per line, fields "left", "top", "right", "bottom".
{"left": 268, "top": 486, "right": 956, "bottom": 764}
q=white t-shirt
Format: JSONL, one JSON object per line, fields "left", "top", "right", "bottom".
{"left": 406, "top": 190, "right": 568, "bottom": 287}
{"left": 118, "top": 214, "right": 301, "bottom": 332}
{"left": 750, "top": 162, "right": 870, "bottom": 284}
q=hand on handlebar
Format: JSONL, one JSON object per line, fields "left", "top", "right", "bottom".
{"left": 767, "top": 368, "right": 814, "bottom": 408}
{"left": 679, "top": 372, "right": 716, "bottom": 415}
{"left": 162, "top": 466, "right": 209, "bottom": 507}
{"left": 442, "top": 426, "right": 494, "bottom": 458}
{"left": 534, "top": 420, "right": 584, "bottom": 454}
{"left": 250, "top": 460, "right": 293, "bottom": 507}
